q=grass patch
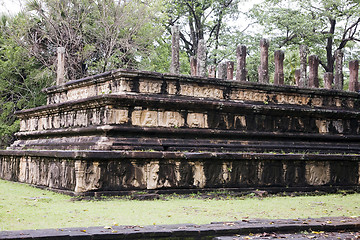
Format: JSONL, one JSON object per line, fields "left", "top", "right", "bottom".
{"left": 0, "top": 179, "right": 359, "bottom": 231}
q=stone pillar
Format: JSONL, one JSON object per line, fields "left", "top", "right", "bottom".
{"left": 308, "top": 55, "right": 319, "bottom": 88}
{"left": 196, "top": 39, "right": 206, "bottom": 77}
{"left": 208, "top": 65, "right": 216, "bottom": 78}
{"left": 190, "top": 56, "right": 197, "bottom": 76}
{"left": 258, "top": 38, "right": 269, "bottom": 83}
{"left": 170, "top": 25, "right": 180, "bottom": 74}
{"left": 236, "top": 45, "right": 247, "bottom": 81}
{"left": 227, "top": 61, "right": 234, "bottom": 80}
{"left": 56, "top": 47, "right": 66, "bottom": 85}
{"left": 295, "top": 69, "right": 300, "bottom": 86}
{"left": 274, "top": 50, "right": 284, "bottom": 85}
{"left": 324, "top": 72, "right": 333, "bottom": 89}
{"left": 299, "top": 45, "right": 308, "bottom": 87}
{"left": 349, "top": 60, "right": 359, "bottom": 92}
{"left": 334, "top": 49, "right": 344, "bottom": 90}
{"left": 218, "top": 62, "right": 227, "bottom": 79}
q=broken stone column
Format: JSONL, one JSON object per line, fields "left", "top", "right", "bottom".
{"left": 349, "top": 60, "right": 359, "bottom": 92}
{"left": 308, "top": 55, "right": 319, "bottom": 88}
{"left": 295, "top": 69, "right": 300, "bottom": 86}
{"left": 236, "top": 45, "right": 247, "bottom": 81}
{"left": 274, "top": 50, "right": 284, "bottom": 85}
{"left": 196, "top": 39, "right": 206, "bottom": 77}
{"left": 170, "top": 25, "right": 180, "bottom": 74}
{"left": 299, "top": 45, "right": 308, "bottom": 87}
{"left": 208, "top": 65, "right": 216, "bottom": 78}
{"left": 324, "top": 72, "right": 333, "bottom": 89}
{"left": 334, "top": 49, "right": 344, "bottom": 90}
{"left": 190, "top": 56, "right": 197, "bottom": 76}
{"left": 56, "top": 47, "right": 66, "bottom": 85}
{"left": 218, "top": 62, "right": 227, "bottom": 79}
{"left": 227, "top": 61, "right": 234, "bottom": 80}
{"left": 258, "top": 38, "right": 269, "bottom": 83}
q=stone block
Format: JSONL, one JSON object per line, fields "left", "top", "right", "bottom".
{"left": 305, "top": 162, "right": 331, "bottom": 186}
{"left": 187, "top": 113, "right": 208, "bottom": 128}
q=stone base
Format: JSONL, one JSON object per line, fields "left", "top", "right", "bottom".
{"left": 1, "top": 150, "right": 359, "bottom": 194}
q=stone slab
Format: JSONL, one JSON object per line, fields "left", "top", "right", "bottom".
{"left": 1, "top": 217, "right": 359, "bottom": 240}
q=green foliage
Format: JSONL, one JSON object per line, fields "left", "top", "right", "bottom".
{"left": 0, "top": 15, "right": 53, "bottom": 148}
{"left": 165, "top": 0, "right": 244, "bottom": 66}
{"left": 284, "top": 50, "right": 300, "bottom": 85}
{"left": 0, "top": 0, "right": 165, "bottom": 147}
{"left": 140, "top": 36, "right": 191, "bottom": 74}
{"left": 250, "top": 0, "right": 360, "bottom": 74}
{"left": 20, "top": 0, "right": 164, "bottom": 79}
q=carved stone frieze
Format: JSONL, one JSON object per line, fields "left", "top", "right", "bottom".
{"left": 187, "top": 113, "right": 208, "bottom": 128}
{"left": 305, "top": 162, "right": 331, "bottom": 186}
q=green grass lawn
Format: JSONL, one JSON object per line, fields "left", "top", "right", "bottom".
{"left": 0, "top": 179, "right": 359, "bottom": 231}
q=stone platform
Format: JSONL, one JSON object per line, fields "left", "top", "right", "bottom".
{"left": 0, "top": 216, "right": 359, "bottom": 240}
{"left": 1, "top": 69, "right": 360, "bottom": 194}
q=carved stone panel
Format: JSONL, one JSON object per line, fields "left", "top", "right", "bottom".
{"left": 74, "top": 160, "right": 101, "bottom": 193}
{"left": 131, "top": 110, "right": 158, "bottom": 127}
{"left": 167, "top": 82, "right": 177, "bottom": 95}
{"left": 305, "top": 161, "right": 330, "bottom": 186}
{"left": 139, "top": 80, "right": 162, "bottom": 94}
{"left": 97, "top": 83, "right": 111, "bottom": 95}
{"left": 234, "top": 115, "right": 247, "bottom": 128}
{"left": 180, "top": 84, "right": 194, "bottom": 96}
{"left": 316, "top": 119, "right": 329, "bottom": 133}
{"left": 146, "top": 161, "right": 160, "bottom": 189}
{"left": 191, "top": 161, "right": 206, "bottom": 188}
{"left": 158, "top": 111, "right": 184, "bottom": 128}
{"left": 107, "top": 109, "right": 129, "bottom": 124}
{"left": 187, "top": 113, "right": 208, "bottom": 128}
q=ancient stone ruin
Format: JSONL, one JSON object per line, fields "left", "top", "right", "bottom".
{"left": 0, "top": 38, "right": 360, "bottom": 195}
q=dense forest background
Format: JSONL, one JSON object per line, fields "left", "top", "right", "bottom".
{"left": 1, "top": 0, "right": 360, "bottom": 148}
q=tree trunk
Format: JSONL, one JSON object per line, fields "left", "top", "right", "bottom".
{"left": 325, "top": 18, "right": 336, "bottom": 73}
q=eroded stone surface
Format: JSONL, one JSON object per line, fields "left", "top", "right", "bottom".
{"left": 1, "top": 153, "right": 359, "bottom": 193}
{"left": 2, "top": 69, "right": 360, "bottom": 193}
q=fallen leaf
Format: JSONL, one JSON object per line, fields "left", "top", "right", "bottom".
{"left": 224, "top": 222, "right": 235, "bottom": 226}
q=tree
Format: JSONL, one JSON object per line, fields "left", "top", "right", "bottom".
{"left": 140, "top": 35, "right": 191, "bottom": 74}
{"left": 15, "top": 0, "right": 164, "bottom": 80}
{"left": 165, "top": 0, "right": 244, "bottom": 66}
{"left": 0, "top": 14, "right": 53, "bottom": 148}
{"left": 250, "top": 0, "right": 360, "bottom": 73}
{"left": 0, "top": 0, "right": 165, "bottom": 147}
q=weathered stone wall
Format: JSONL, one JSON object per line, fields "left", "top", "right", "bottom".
{"left": 2, "top": 69, "right": 360, "bottom": 194}
{"left": 10, "top": 93, "right": 360, "bottom": 153}
{"left": 1, "top": 151, "right": 359, "bottom": 193}
{"left": 0, "top": 155, "right": 76, "bottom": 190}
{"left": 44, "top": 70, "right": 360, "bottom": 108}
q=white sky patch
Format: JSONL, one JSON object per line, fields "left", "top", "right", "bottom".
{"left": 0, "top": 0, "right": 22, "bottom": 14}
{"left": 0, "top": 0, "right": 264, "bottom": 30}
{"left": 228, "top": 0, "right": 264, "bottom": 34}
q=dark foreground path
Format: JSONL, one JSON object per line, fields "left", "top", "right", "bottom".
{"left": 0, "top": 216, "right": 359, "bottom": 239}
{"left": 215, "top": 231, "right": 360, "bottom": 239}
